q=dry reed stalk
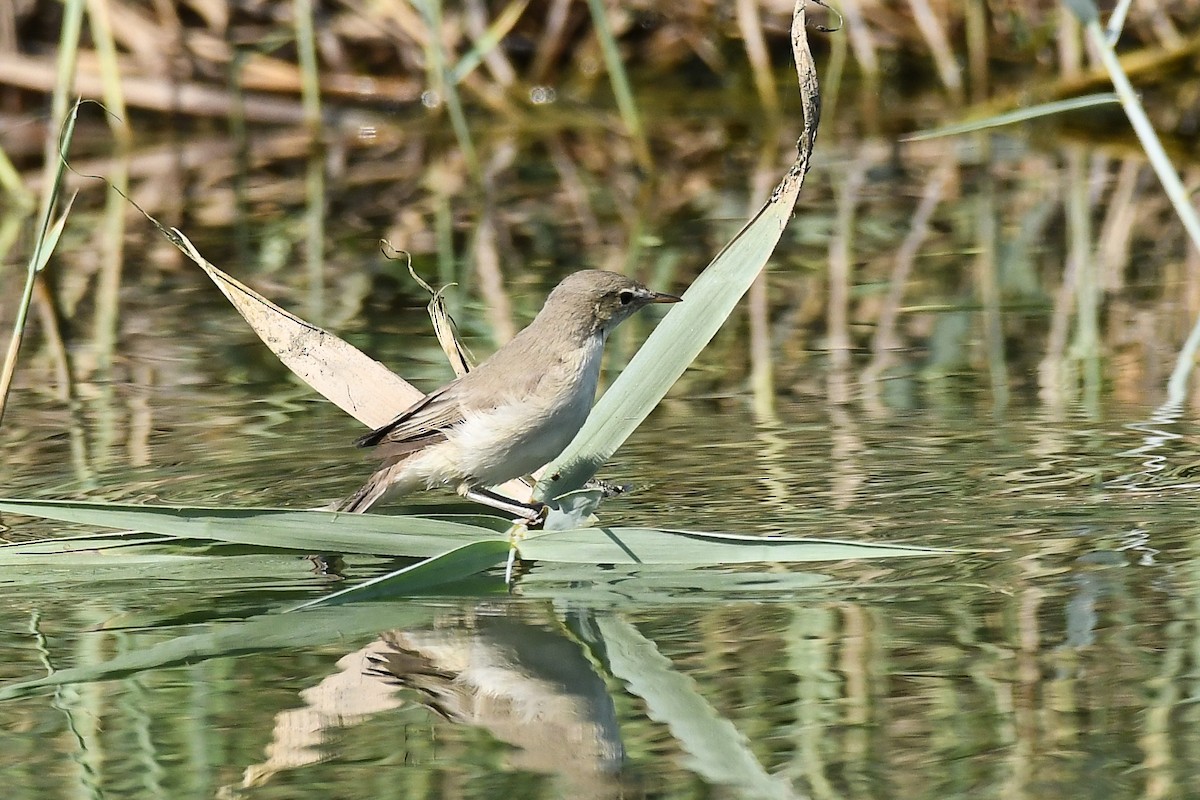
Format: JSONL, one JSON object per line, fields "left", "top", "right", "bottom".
{"left": 906, "top": 0, "right": 963, "bottom": 102}
{"left": 736, "top": 0, "right": 781, "bottom": 121}
{"left": 84, "top": 0, "right": 130, "bottom": 142}
{"left": 0, "top": 52, "right": 316, "bottom": 123}
{"left": 863, "top": 160, "right": 953, "bottom": 382}
{"left": 1095, "top": 158, "right": 1141, "bottom": 291}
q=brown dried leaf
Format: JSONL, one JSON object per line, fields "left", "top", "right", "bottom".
{"left": 174, "top": 230, "right": 422, "bottom": 428}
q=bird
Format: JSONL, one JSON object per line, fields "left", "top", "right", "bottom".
{"left": 338, "top": 269, "right": 681, "bottom": 517}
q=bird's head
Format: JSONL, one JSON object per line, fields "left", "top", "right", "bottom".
{"left": 542, "top": 269, "right": 681, "bottom": 339}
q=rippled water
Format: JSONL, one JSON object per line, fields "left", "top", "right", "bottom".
{"left": 5, "top": 47, "right": 1200, "bottom": 800}
{"left": 5, "top": 360, "right": 1200, "bottom": 798}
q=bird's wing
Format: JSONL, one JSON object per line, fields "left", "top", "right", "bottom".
{"left": 356, "top": 339, "right": 554, "bottom": 451}
{"left": 356, "top": 384, "right": 465, "bottom": 449}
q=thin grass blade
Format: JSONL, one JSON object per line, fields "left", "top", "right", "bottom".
{"left": 584, "top": 0, "right": 651, "bottom": 169}
{"left": 900, "top": 92, "right": 1120, "bottom": 141}
{"left": 0, "top": 144, "right": 33, "bottom": 207}
{"left": 452, "top": 0, "right": 530, "bottom": 84}
{"left": 0, "top": 102, "right": 81, "bottom": 426}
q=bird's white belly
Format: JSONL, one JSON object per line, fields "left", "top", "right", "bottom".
{"left": 411, "top": 338, "right": 603, "bottom": 489}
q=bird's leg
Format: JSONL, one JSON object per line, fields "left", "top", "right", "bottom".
{"left": 457, "top": 484, "right": 547, "bottom": 523}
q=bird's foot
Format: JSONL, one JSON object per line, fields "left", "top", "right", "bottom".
{"left": 515, "top": 503, "right": 549, "bottom": 529}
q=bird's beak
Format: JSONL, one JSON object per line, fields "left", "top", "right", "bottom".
{"left": 649, "top": 292, "right": 683, "bottom": 304}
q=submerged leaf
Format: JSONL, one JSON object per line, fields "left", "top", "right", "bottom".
{"left": 290, "top": 539, "right": 511, "bottom": 609}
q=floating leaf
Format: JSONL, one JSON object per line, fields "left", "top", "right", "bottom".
{"left": 0, "top": 499, "right": 964, "bottom": 567}
{"left": 0, "top": 499, "right": 505, "bottom": 559}
{"left": 516, "top": 526, "right": 960, "bottom": 565}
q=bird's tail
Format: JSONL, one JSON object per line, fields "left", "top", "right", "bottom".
{"left": 338, "top": 473, "right": 391, "bottom": 513}
{"left": 337, "top": 461, "right": 418, "bottom": 513}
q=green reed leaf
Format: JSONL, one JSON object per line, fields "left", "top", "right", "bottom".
{"left": 534, "top": 0, "right": 821, "bottom": 500}
{"left": 0, "top": 499, "right": 963, "bottom": 567}
{"left": 517, "top": 526, "right": 960, "bottom": 564}
{"left": 0, "top": 499, "right": 505, "bottom": 559}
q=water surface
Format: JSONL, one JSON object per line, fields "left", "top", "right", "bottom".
{"left": 4, "top": 37, "right": 1200, "bottom": 800}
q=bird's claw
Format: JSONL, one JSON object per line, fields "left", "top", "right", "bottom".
{"left": 515, "top": 503, "right": 549, "bottom": 529}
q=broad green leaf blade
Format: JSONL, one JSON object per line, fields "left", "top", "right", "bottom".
{"left": 517, "top": 527, "right": 961, "bottom": 565}
{"left": 534, "top": 0, "right": 821, "bottom": 500}
{"left": 290, "top": 539, "right": 511, "bottom": 609}
{"left": 1, "top": 529, "right": 177, "bottom": 554}
{"left": 0, "top": 499, "right": 504, "bottom": 558}
{"left": 0, "top": 533, "right": 221, "bottom": 572}
{"left": 596, "top": 615, "right": 797, "bottom": 799}
{"left": 0, "top": 499, "right": 963, "bottom": 566}
{"left": 533, "top": 193, "right": 801, "bottom": 501}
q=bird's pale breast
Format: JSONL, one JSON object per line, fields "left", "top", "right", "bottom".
{"left": 410, "top": 335, "right": 604, "bottom": 488}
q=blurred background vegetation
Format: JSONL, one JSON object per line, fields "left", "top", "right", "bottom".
{"left": 1, "top": 0, "right": 1199, "bottom": 487}
{"left": 5, "top": 6, "right": 1200, "bottom": 799}
{"left": 0, "top": 0, "right": 1195, "bottom": 407}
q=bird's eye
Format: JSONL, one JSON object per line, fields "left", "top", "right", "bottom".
{"left": 618, "top": 290, "right": 634, "bottom": 305}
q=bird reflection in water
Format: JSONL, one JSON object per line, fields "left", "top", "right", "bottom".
{"left": 231, "top": 609, "right": 626, "bottom": 798}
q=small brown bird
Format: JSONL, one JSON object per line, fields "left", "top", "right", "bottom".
{"left": 340, "top": 270, "right": 681, "bottom": 516}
